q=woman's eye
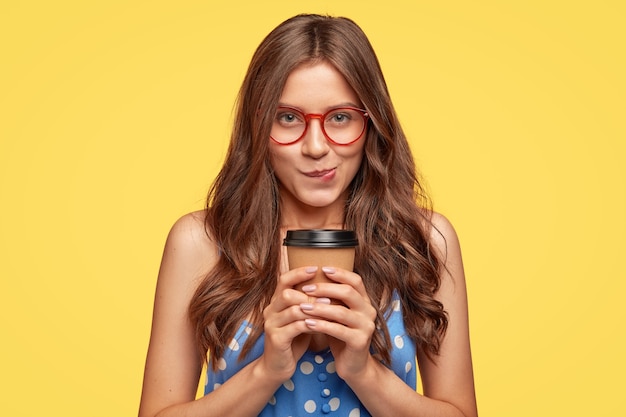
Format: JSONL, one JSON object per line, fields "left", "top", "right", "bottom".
{"left": 328, "top": 112, "right": 352, "bottom": 124}
{"left": 277, "top": 112, "right": 302, "bottom": 125}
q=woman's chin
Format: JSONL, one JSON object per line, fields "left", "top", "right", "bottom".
{"left": 296, "top": 192, "right": 345, "bottom": 210}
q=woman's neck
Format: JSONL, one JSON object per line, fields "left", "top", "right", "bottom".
{"left": 279, "top": 193, "right": 348, "bottom": 230}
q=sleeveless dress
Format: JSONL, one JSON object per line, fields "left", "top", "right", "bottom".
{"left": 204, "top": 292, "right": 417, "bottom": 416}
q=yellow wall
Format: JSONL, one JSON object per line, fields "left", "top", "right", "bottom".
{"left": 1, "top": 1, "right": 624, "bottom": 415}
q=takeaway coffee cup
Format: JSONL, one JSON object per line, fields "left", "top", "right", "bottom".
{"left": 283, "top": 229, "right": 358, "bottom": 294}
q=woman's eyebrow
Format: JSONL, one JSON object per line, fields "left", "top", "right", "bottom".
{"left": 276, "top": 101, "right": 363, "bottom": 111}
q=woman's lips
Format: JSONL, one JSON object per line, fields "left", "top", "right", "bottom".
{"left": 303, "top": 168, "right": 336, "bottom": 181}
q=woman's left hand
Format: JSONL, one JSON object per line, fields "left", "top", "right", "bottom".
{"left": 299, "top": 267, "right": 377, "bottom": 380}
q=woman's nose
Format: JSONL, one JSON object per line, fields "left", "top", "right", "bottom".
{"left": 301, "top": 119, "right": 330, "bottom": 158}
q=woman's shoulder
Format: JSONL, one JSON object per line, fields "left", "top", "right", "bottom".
{"left": 419, "top": 209, "right": 461, "bottom": 262}
{"left": 168, "top": 209, "right": 209, "bottom": 236}
{"left": 167, "top": 210, "right": 212, "bottom": 245}
{"left": 162, "top": 210, "right": 218, "bottom": 276}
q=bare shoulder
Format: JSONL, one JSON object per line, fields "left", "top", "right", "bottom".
{"left": 167, "top": 209, "right": 208, "bottom": 239}
{"left": 167, "top": 210, "right": 214, "bottom": 251}
{"left": 160, "top": 210, "right": 218, "bottom": 286}
{"left": 422, "top": 210, "right": 461, "bottom": 264}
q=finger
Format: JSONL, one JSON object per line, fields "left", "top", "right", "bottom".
{"left": 265, "top": 288, "right": 312, "bottom": 324}
{"left": 276, "top": 266, "right": 319, "bottom": 291}
{"left": 304, "top": 316, "right": 375, "bottom": 350}
{"left": 299, "top": 300, "right": 376, "bottom": 330}
{"left": 272, "top": 267, "right": 319, "bottom": 306}
{"left": 320, "top": 267, "right": 369, "bottom": 297}
{"left": 264, "top": 318, "right": 312, "bottom": 348}
{"left": 302, "top": 281, "right": 369, "bottom": 311}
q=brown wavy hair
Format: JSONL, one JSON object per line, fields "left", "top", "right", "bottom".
{"left": 189, "top": 14, "right": 448, "bottom": 369}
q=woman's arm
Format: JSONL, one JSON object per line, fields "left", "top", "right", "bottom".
{"left": 354, "top": 212, "right": 477, "bottom": 416}
{"left": 299, "top": 212, "right": 477, "bottom": 416}
{"left": 138, "top": 212, "right": 284, "bottom": 417}
{"left": 416, "top": 212, "right": 477, "bottom": 416}
{"left": 139, "top": 212, "right": 324, "bottom": 417}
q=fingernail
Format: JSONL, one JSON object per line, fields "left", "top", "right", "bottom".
{"left": 322, "top": 267, "right": 336, "bottom": 274}
{"left": 301, "top": 284, "right": 317, "bottom": 292}
{"left": 315, "top": 298, "right": 331, "bottom": 305}
{"left": 305, "top": 266, "right": 318, "bottom": 273}
{"left": 304, "top": 319, "right": 317, "bottom": 327}
{"left": 300, "top": 303, "right": 314, "bottom": 311}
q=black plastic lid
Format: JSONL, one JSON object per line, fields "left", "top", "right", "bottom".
{"left": 283, "top": 229, "right": 358, "bottom": 248}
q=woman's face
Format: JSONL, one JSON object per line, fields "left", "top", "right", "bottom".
{"left": 269, "top": 61, "right": 366, "bottom": 214}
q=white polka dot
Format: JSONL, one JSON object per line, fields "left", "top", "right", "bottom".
{"left": 300, "top": 361, "right": 314, "bottom": 375}
{"left": 394, "top": 335, "right": 404, "bottom": 349}
{"left": 217, "top": 358, "right": 227, "bottom": 370}
{"left": 349, "top": 408, "right": 361, "bottom": 417}
{"left": 228, "top": 338, "right": 240, "bottom": 351}
{"left": 213, "top": 383, "right": 221, "bottom": 391}
{"left": 268, "top": 395, "right": 276, "bottom": 405}
{"left": 283, "top": 379, "right": 295, "bottom": 391}
{"left": 322, "top": 388, "right": 330, "bottom": 396}
{"left": 405, "top": 361, "right": 412, "bottom": 373}
{"left": 314, "top": 355, "right": 324, "bottom": 364}
{"left": 329, "top": 397, "right": 340, "bottom": 411}
{"left": 244, "top": 326, "right": 252, "bottom": 335}
{"left": 326, "top": 361, "right": 336, "bottom": 374}
{"left": 304, "top": 400, "right": 317, "bottom": 413}
{"left": 392, "top": 299, "right": 401, "bottom": 311}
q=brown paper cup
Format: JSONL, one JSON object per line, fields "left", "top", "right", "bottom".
{"left": 284, "top": 229, "right": 358, "bottom": 302}
{"left": 287, "top": 246, "right": 356, "bottom": 288}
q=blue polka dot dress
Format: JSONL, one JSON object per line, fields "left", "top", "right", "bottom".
{"left": 205, "top": 292, "right": 417, "bottom": 416}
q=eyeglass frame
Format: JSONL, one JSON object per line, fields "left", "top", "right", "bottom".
{"left": 270, "top": 105, "right": 370, "bottom": 146}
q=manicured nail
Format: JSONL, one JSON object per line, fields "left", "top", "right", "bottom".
{"left": 300, "top": 303, "right": 314, "bottom": 311}
{"left": 305, "top": 266, "right": 318, "bottom": 273}
{"left": 322, "top": 267, "right": 336, "bottom": 274}
{"left": 304, "top": 319, "right": 317, "bottom": 327}
{"left": 315, "top": 298, "right": 331, "bottom": 305}
{"left": 301, "top": 284, "right": 317, "bottom": 292}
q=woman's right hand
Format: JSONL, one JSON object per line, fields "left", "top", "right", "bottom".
{"left": 258, "top": 266, "right": 319, "bottom": 381}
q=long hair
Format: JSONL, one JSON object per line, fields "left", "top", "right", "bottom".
{"left": 189, "top": 14, "right": 448, "bottom": 368}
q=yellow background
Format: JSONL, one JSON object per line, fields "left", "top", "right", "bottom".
{"left": 1, "top": 1, "right": 624, "bottom": 415}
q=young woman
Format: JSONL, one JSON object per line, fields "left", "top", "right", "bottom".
{"left": 139, "top": 14, "right": 477, "bottom": 417}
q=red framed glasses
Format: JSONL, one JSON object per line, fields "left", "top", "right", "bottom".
{"left": 270, "top": 106, "right": 369, "bottom": 145}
